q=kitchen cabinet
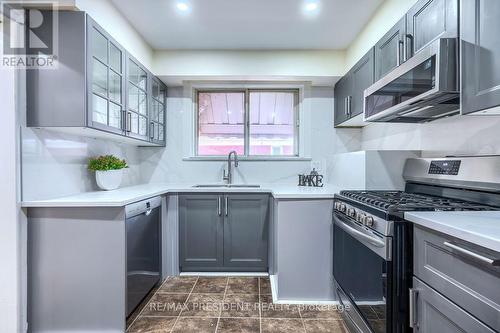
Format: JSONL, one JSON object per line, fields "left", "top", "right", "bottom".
{"left": 413, "top": 225, "right": 500, "bottom": 331}
{"left": 150, "top": 77, "right": 167, "bottom": 145}
{"left": 179, "top": 194, "right": 224, "bottom": 270}
{"left": 461, "top": 0, "right": 500, "bottom": 115}
{"left": 224, "top": 194, "right": 269, "bottom": 269}
{"left": 179, "top": 193, "right": 269, "bottom": 272}
{"left": 126, "top": 55, "right": 150, "bottom": 141}
{"left": 87, "top": 17, "right": 127, "bottom": 136}
{"left": 410, "top": 278, "right": 496, "bottom": 333}
{"left": 334, "top": 76, "right": 352, "bottom": 126}
{"left": 350, "top": 48, "right": 375, "bottom": 119}
{"left": 26, "top": 11, "right": 166, "bottom": 146}
{"left": 374, "top": 17, "right": 406, "bottom": 81}
{"left": 406, "top": 0, "right": 458, "bottom": 57}
{"left": 334, "top": 48, "right": 374, "bottom": 127}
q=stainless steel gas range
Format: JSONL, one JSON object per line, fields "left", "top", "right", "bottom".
{"left": 333, "top": 156, "right": 500, "bottom": 333}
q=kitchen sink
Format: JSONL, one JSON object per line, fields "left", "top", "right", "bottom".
{"left": 192, "top": 184, "right": 261, "bottom": 188}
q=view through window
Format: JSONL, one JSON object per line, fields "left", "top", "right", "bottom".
{"left": 197, "top": 90, "right": 298, "bottom": 157}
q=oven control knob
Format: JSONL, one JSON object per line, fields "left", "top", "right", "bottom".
{"left": 339, "top": 203, "right": 347, "bottom": 213}
{"left": 335, "top": 202, "right": 341, "bottom": 211}
{"left": 364, "top": 216, "right": 375, "bottom": 227}
{"left": 357, "top": 213, "right": 366, "bottom": 223}
{"left": 347, "top": 208, "right": 356, "bottom": 218}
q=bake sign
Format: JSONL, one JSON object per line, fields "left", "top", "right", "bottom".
{"left": 298, "top": 174, "right": 324, "bottom": 187}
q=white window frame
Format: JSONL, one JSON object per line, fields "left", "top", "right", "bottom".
{"left": 194, "top": 88, "right": 300, "bottom": 158}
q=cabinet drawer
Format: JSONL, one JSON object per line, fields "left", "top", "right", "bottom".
{"left": 414, "top": 226, "right": 500, "bottom": 330}
{"left": 412, "top": 277, "right": 496, "bottom": 333}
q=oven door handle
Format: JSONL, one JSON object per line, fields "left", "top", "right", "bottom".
{"left": 335, "top": 216, "right": 386, "bottom": 248}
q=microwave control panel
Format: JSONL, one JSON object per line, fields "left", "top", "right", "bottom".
{"left": 429, "top": 160, "right": 461, "bottom": 175}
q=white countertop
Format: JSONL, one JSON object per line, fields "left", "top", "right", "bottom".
{"left": 21, "top": 183, "right": 340, "bottom": 208}
{"left": 405, "top": 211, "right": 500, "bottom": 252}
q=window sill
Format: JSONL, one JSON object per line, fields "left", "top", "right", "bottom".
{"left": 183, "top": 156, "right": 312, "bottom": 162}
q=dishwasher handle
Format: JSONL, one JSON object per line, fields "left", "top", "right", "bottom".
{"left": 126, "top": 196, "right": 162, "bottom": 218}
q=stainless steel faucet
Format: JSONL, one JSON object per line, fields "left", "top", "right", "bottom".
{"left": 223, "top": 151, "right": 239, "bottom": 184}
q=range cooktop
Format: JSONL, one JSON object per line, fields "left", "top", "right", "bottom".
{"left": 339, "top": 190, "right": 496, "bottom": 213}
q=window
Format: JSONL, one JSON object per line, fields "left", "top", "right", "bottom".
{"left": 196, "top": 89, "right": 299, "bottom": 157}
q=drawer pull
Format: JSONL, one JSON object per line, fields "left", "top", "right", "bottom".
{"left": 444, "top": 242, "right": 500, "bottom": 266}
{"left": 409, "top": 288, "right": 419, "bottom": 328}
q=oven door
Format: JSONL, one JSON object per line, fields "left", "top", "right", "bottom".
{"left": 333, "top": 212, "right": 392, "bottom": 333}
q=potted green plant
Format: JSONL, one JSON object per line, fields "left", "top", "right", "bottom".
{"left": 88, "top": 155, "right": 128, "bottom": 191}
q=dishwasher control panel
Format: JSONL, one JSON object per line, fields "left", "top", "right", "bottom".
{"left": 125, "top": 196, "right": 162, "bottom": 218}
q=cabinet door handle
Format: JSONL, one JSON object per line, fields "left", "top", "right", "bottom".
{"left": 121, "top": 110, "right": 127, "bottom": 131}
{"left": 150, "top": 122, "right": 155, "bottom": 139}
{"left": 409, "top": 288, "right": 419, "bottom": 328}
{"left": 217, "top": 196, "right": 222, "bottom": 216}
{"left": 443, "top": 242, "right": 500, "bottom": 266}
{"left": 225, "top": 196, "right": 228, "bottom": 216}
{"left": 397, "top": 39, "right": 404, "bottom": 66}
{"left": 126, "top": 112, "right": 132, "bottom": 132}
{"left": 405, "top": 34, "right": 414, "bottom": 60}
{"left": 347, "top": 96, "right": 352, "bottom": 117}
{"left": 344, "top": 97, "right": 348, "bottom": 116}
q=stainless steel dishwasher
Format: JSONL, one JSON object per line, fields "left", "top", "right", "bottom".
{"left": 125, "top": 196, "right": 162, "bottom": 317}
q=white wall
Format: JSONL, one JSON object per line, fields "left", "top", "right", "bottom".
{"left": 345, "top": 0, "right": 418, "bottom": 69}
{"left": 139, "top": 86, "right": 361, "bottom": 185}
{"left": 75, "top": 0, "right": 154, "bottom": 70}
{"left": 153, "top": 50, "right": 346, "bottom": 86}
{"left": 361, "top": 115, "right": 500, "bottom": 155}
{"left": 0, "top": 17, "right": 22, "bottom": 332}
{"left": 21, "top": 128, "right": 144, "bottom": 201}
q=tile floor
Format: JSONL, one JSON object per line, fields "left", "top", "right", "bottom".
{"left": 127, "top": 276, "right": 347, "bottom": 333}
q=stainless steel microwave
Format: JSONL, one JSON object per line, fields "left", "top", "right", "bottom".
{"left": 364, "top": 38, "right": 459, "bottom": 123}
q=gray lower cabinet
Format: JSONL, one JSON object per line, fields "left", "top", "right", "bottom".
{"left": 406, "top": 0, "right": 458, "bottom": 57}
{"left": 27, "top": 11, "right": 166, "bottom": 146}
{"left": 224, "top": 194, "right": 269, "bottom": 269}
{"left": 179, "top": 195, "right": 224, "bottom": 270}
{"left": 461, "top": 0, "right": 500, "bottom": 115}
{"left": 374, "top": 17, "right": 406, "bottom": 81}
{"left": 179, "top": 194, "right": 269, "bottom": 272}
{"left": 413, "top": 226, "right": 500, "bottom": 331}
{"left": 411, "top": 278, "right": 496, "bottom": 333}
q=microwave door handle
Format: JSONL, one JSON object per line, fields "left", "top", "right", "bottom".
{"left": 335, "top": 217, "right": 385, "bottom": 248}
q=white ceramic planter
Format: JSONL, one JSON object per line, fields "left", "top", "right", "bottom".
{"left": 95, "top": 169, "right": 123, "bottom": 191}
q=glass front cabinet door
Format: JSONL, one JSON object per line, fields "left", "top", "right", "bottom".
{"left": 126, "top": 56, "right": 150, "bottom": 142}
{"left": 150, "top": 78, "right": 167, "bottom": 146}
{"left": 87, "top": 17, "right": 126, "bottom": 135}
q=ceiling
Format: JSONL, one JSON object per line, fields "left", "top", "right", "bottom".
{"left": 111, "top": 0, "right": 384, "bottom": 50}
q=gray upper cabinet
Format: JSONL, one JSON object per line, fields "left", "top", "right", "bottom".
{"left": 411, "top": 278, "right": 496, "bottom": 333}
{"left": 223, "top": 194, "right": 269, "bottom": 270}
{"left": 406, "top": 0, "right": 458, "bottom": 57}
{"left": 179, "top": 193, "right": 269, "bottom": 272}
{"left": 150, "top": 78, "right": 167, "bottom": 146}
{"left": 334, "top": 48, "right": 374, "bottom": 127}
{"left": 27, "top": 11, "right": 165, "bottom": 146}
{"left": 461, "top": 0, "right": 500, "bottom": 115}
{"left": 351, "top": 48, "right": 375, "bottom": 118}
{"left": 334, "top": 76, "right": 352, "bottom": 126}
{"left": 374, "top": 17, "right": 406, "bottom": 81}
{"left": 87, "top": 17, "right": 126, "bottom": 136}
{"left": 126, "top": 56, "right": 150, "bottom": 142}
{"left": 179, "top": 194, "right": 224, "bottom": 271}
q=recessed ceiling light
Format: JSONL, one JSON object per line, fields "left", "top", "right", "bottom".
{"left": 176, "top": 2, "right": 189, "bottom": 11}
{"left": 305, "top": 2, "right": 318, "bottom": 11}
